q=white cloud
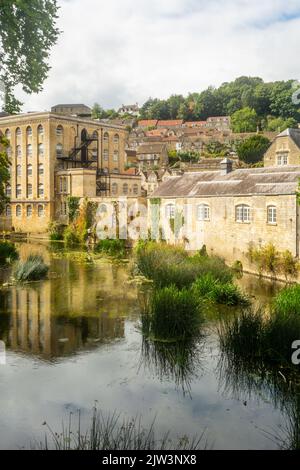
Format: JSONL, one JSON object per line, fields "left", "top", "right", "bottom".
{"left": 18, "top": 0, "right": 300, "bottom": 111}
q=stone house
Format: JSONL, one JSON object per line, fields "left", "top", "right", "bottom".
{"left": 0, "top": 112, "right": 141, "bottom": 233}
{"left": 148, "top": 156, "right": 300, "bottom": 272}
{"left": 264, "top": 128, "right": 300, "bottom": 167}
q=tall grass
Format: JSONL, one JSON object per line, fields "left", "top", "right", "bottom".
{"left": 0, "top": 241, "right": 18, "bottom": 265}
{"left": 135, "top": 242, "right": 233, "bottom": 289}
{"left": 142, "top": 285, "right": 204, "bottom": 342}
{"left": 95, "top": 239, "right": 126, "bottom": 257}
{"left": 219, "top": 306, "right": 300, "bottom": 370}
{"left": 192, "top": 273, "right": 249, "bottom": 306}
{"left": 13, "top": 255, "right": 49, "bottom": 282}
{"left": 274, "top": 285, "right": 300, "bottom": 316}
{"left": 36, "top": 407, "right": 206, "bottom": 450}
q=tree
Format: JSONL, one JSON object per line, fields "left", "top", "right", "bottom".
{"left": 0, "top": 136, "right": 10, "bottom": 213}
{"left": 266, "top": 116, "right": 298, "bottom": 132}
{"left": 91, "top": 103, "right": 105, "bottom": 119}
{"left": 231, "top": 107, "right": 258, "bottom": 133}
{"left": 236, "top": 135, "right": 271, "bottom": 165}
{"left": 0, "top": 1, "right": 60, "bottom": 112}
{"left": 203, "top": 141, "right": 231, "bottom": 158}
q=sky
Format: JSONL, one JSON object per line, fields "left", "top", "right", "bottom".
{"left": 18, "top": 0, "right": 300, "bottom": 112}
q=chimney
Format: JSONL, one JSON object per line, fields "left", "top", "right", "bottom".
{"left": 220, "top": 158, "right": 233, "bottom": 175}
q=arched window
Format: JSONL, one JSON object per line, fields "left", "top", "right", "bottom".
{"left": 133, "top": 184, "right": 139, "bottom": 195}
{"left": 5, "top": 129, "right": 11, "bottom": 139}
{"left": 56, "top": 125, "right": 63, "bottom": 136}
{"left": 38, "top": 164, "right": 44, "bottom": 176}
{"left": 103, "top": 132, "right": 109, "bottom": 143}
{"left": 16, "top": 127, "right": 21, "bottom": 137}
{"left": 5, "top": 184, "right": 11, "bottom": 197}
{"left": 165, "top": 203, "right": 175, "bottom": 219}
{"left": 197, "top": 204, "right": 210, "bottom": 221}
{"left": 111, "top": 183, "right": 118, "bottom": 195}
{"left": 103, "top": 149, "right": 109, "bottom": 161}
{"left": 5, "top": 205, "right": 11, "bottom": 217}
{"left": 27, "top": 164, "right": 32, "bottom": 176}
{"left": 113, "top": 151, "right": 119, "bottom": 161}
{"left": 26, "top": 126, "right": 32, "bottom": 137}
{"left": 38, "top": 183, "right": 44, "bottom": 198}
{"left": 92, "top": 130, "right": 98, "bottom": 139}
{"left": 103, "top": 167, "right": 109, "bottom": 174}
{"left": 16, "top": 145, "right": 21, "bottom": 158}
{"left": 16, "top": 164, "right": 22, "bottom": 177}
{"left": 26, "top": 144, "right": 32, "bottom": 157}
{"left": 56, "top": 143, "right": 63, "bottom": 157}
{"left": 123, "top": 183, "right": 129, "bottom": 195}
{"left": 27, "top": 184, "right": 32, "bottom": 197}
{"left": 16, "top": 205, "right": 22, "bottom": 217}
{"left": 267, "top": 205, "right": 277, "bottom": 224}
{"left": 112, "top": 168, "right": 119, "bottom": 173}
{"left": 38, "top": 205, "right": 45, "bottom": 218}
{"left": 16, "top": 184, "right": 22, "bottom": 198}
{"left": 235, "top": 204, "right": 250, "bottom": 223}
{"left": 6, "top": 146, "right": 12, "bottom": 158}
{"left": 38, "top": 143, "right": 44, "bottom": 156}
{"left": 26, "top": 205, "right": 32, "bottom": 217}
{"left": 37, "top": 124, "right": 44, "bottom": 135}
{"left": 113, "top": 134, "right": 119, "bottom": 144}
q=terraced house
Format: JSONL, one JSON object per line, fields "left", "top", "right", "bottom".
{"left": 0, "top": 112, "right": 142, "bottom": 233}
{"left": 149, "top": 128, "right": 300, "bottom": 271}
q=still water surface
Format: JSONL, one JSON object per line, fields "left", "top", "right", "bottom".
{"left": 0, "top": 241, "right": 290, "bottom": 449}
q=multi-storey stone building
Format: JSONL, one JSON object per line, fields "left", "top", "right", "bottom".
{"left": 0, "top": 112, "right": 142, "bottom": 232}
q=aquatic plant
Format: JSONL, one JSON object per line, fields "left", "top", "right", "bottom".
{"left": 142, "top": 285, "right": 204, "bottom": 342}
{"left": 135, "top": 242, "right": 233, "bottom": 288}
{"left": 247, "top": 243, "right": 299, "bottom": 280}
{"left": 274, "top": 284, "right": 300, "bottom": 316}
{"left": 36, "top": 406, "right": 206, "bottom": 450}
{"left": 95, "top": 239, "right": 126, "bottom": 257}
{"left": 0, "top": 241, "right": 18, "bottom": 264}
{"left": 13, "top": 255, "right": 49, "bottom": 282}
{"left": 192, "top": 274, "right": 249, "bottom": 306}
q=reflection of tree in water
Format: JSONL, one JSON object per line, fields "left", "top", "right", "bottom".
{"left": 139, "top": 311, "right": 205, "bottom": 396}
{"left": 217, "top": 352, "right": 300, "bottom": 449}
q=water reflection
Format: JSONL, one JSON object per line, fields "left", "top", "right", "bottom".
{"left": 0, "top": 243, "right": 138, "bottom": 360}
{"left": 218, "top": 347, "right": 300, "bottom": 449}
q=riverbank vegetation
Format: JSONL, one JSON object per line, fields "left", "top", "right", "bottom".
{"left": 37, "top": 407, "right": 206, "bottom": 450}
{"left": 135, "top": 241, "right": 248, "bottom": 307}
{"left": 13, "top": 255, "right": 49, "bottom": 282}
{"left": 95, "top": 239, "right": 126, "bottom": 257}
{"left": 0, "top": 241, "right": 18, "bottom": 265}
{"left": 247, "top": 243, "right": 299, "bottom": 280}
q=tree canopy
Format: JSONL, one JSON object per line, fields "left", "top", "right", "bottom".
{"left": 0, "top": 0, "right": 60, "bottom": 112}
{"left": 236, "top": 135, "right": 271, "bottom": 165}
{"left": 137, "top": 77, "right": 300, "bottom": 130}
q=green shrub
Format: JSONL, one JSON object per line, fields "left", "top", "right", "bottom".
{"left": 0, "top": 241, "right": 18, "bottom": 264}
{"left": 13, "top": 255, "right": 49, "bottom": 282}
{"left": 248, "top": 243, "right": 299, "bottom": 280}
{"left": 192, "top": 273, "right": 249, "bottom": 306}
{"left": 95, "top": 239, "right": 126, "bottom": 257}
{"left": 63, "top": 225, "right": 81, "bottom": 247}
{"left": 143, "top": 285, "right": 203, "bottom": 341}
{"left": 273, "top": 285, "right": 300, "bottom": 316}
{"left": 48, "top": 222, "right": 64, "bottom": 241}
{"left": 135, "top": 242, "right": 233, "bottom": 288}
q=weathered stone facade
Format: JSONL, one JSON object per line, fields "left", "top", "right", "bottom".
{"left": 0, "top": 112, "right": 134, "bottom": 233}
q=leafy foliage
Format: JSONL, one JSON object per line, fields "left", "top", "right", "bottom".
{"left": 0, "top": 1, "right": 60, "bottom": 112}
{"left": 0, "top": 240, "right": 18, "bottom": 264}
{"left": 236, "top": 135, "right": 271, "bottom": 164}
{"left": 95, "top": 239, "right": 126, "bottom": 257}
{"left": 248, "top": 243, "right": 299, "bottom": 280}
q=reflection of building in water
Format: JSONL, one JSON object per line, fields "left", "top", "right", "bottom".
{"left": 0, "top": 282, "right": 125, "bottom": 360}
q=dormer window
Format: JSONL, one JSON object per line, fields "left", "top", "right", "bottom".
{"left": 277, "top": 153, "right": 288, "bottom": 166}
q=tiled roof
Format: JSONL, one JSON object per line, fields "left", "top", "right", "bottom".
{"left": 138, "top": 120, "right": 158, "bottom": 128}
{"left": 157, "top": 120, "right": 183, "bottom": 127}
{"left": 150, "top": 165, "right": 300, "bottom": 198}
